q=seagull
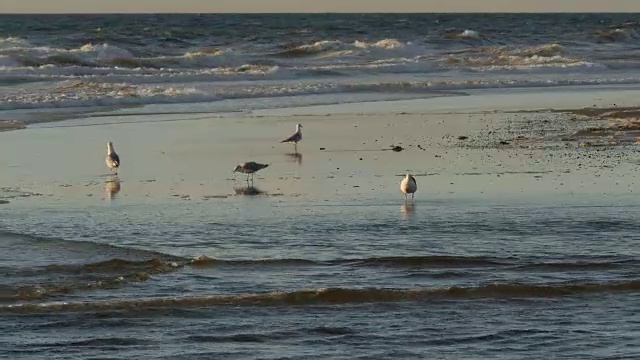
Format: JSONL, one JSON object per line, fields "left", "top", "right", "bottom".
{"left": 280, "top": 123, "right": 303, "bottom": 153}
{"left": 105, "top": 141, "right": 120, "bottom": 175}
{"left": 233, "top": 161, "right": 269, "bottom": 185}
{"left": 400, "top": 173, "right": 417, "bottom": 201}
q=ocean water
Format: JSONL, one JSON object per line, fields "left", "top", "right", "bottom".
{"left": 1, "top": 197, "right": 639, "bottom": 359}
{"left": 2, "top": 13, "right": 640, "bottom": 118}
{"left": 1, "top": 14, "right": 640, "bottom": 359}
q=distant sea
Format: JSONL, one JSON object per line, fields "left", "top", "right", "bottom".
{"left": 2, "top": 13, "right": 640, "bottom": 116}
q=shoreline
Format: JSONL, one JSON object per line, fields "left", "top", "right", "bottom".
{"left": 0, "top": 83, "right": 638, "bottom": 132}
{"left": 0, "top": 119, "right": 25, "bottom": 132}
{"left": 1, "top": 84, "right": 639, "bottom": 206}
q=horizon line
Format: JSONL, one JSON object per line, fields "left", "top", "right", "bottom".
{"left": 2, "top": 11, "right": 640, "bottom": 14}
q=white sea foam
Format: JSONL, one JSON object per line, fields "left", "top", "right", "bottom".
{"left": 440, "top": 43, "right": 591, "bottom": 70}
{"left": 0, "top": 36, "right": 32, "bottom": 49}
{"left": 444, "top": 29, "right": 481, "bottom": 40}
{"left": 459, "top": 30, "right": 480, "bottom": 39}
{"left": 298, "top": 40, "right": 342, "bottom": 52}
{"left": 3, "top": 74, "right": 640, "bottom": 112}
{"left": 76, "top": 43, "right": 134, "bottom": 60}
{"left": 354, "top": 38, "right": 404, "bottom": 49}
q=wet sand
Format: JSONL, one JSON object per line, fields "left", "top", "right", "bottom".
{"left": 1, "top": 86, "right": 639, "bottom": 206}
{"left": 0, "top": 119, "right": 25, "bottom": 132}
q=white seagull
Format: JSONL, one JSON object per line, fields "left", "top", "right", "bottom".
{"left": 400, "top": 173, "right": 417, "bottom": 201}
{"left": 280, "top": 123, "right": 303, "bottom": 153}
{"left": 233, "top": 161, "right": 269, "bottom": 185}
{"left": 105, "top": 141, "right": 120, "bottom": 175}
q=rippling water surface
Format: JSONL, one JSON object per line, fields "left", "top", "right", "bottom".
{"left": 1, "top": 197, "right": 639, "bottom": 359}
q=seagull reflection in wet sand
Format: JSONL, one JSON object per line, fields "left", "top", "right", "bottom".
{"left": 105, "top": 177, "right": 121, "bottom": 200}
{"left": 233, "top": 185, "right": 265, "bottom": 196}
{"left": 401, "top": 202, "right": 416, "bottom": 218}
{"left": 285, "top": 152, "right": 302, "bottom": 165}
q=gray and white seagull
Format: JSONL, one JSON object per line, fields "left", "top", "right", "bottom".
{"left": 105, "top": 141, "right": 120, "bottom": 175}
{"left": 400, "top": 173, "right": 417, "bottom": 202}
{"left": 280, "top": 123, "right": 303, "bottom": 153}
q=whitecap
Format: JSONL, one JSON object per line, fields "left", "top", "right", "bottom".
{"left": 353, "top": 38, "right": 404, "bottom": 49}
{"left": 75, "top": 43, "right": 134, "bottom": 60}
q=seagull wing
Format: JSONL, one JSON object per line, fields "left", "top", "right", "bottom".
{"left": 281, "top": 132, "right": 301, "bottom": 143}
{"left": 111, "top": 153, "right": 120, "bottom": 166}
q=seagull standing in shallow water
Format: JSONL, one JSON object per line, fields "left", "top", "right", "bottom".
{"left": 233, "top": 161, "right": 269, "bottom": 185}
{"left": 400, "top": 173, "right": 417, "bottom": 201}
{"left": 105, "top": 141, "right": 120, "bottom": 175}
{"left": 280, "top": 123, "right": 303, "bottom": 153}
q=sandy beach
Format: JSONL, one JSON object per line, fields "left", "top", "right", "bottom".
{"left": 1, "top": 85, "right": 639, "bottom": 207}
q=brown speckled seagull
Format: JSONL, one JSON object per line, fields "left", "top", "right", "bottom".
{"left": 233, "top": 161, "right": 269, "bottom": 185}
{"left": 105, "top": 141, "right": 120, "bottom": 175}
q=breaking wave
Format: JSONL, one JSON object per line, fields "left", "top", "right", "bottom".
{"left": 4, "top": 35, "right": 640, "bottom": 115}
{"left": 593, "top": 28, "right": 640, "bottom": 42}
{"left": 273, "top": 38, "right": 405, "bottom": 58}
{"left": 353, "top": 38, "right": 404, "bottom": 49}
{"left": 0, "top": 230, "right": 184, "bottom": 301}
{"left": 0, "top": 257, "right": 182, "bottom": 302}
{"left": 188, "top": 254, "right": 637, "bottom": 271}
{"left": 443, "top": 29, "right": 481, "bottom": 40}
{"left": 3, "top": 223, "right": 635, "bottom": 303}
{"left": 1, "top": 227, "right": 637, "bottom": 307}
{"left": 275, "top": 40, "right": 345, "bottom": 57}
{"left": 2, "top": 280, "right": 638, "bottom": 313}
{"left": 441, "top": 43, "right": 588, "bottom": 70}
{"left": 0, "top": 37, "right": 411, "bottom": 70}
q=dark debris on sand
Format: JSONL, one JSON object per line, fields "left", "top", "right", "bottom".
{"left": 234, "top": 186, "right": 266, "bottom": 196}
{"left": 441, "top": 106, "right": 640, "bottom": 175}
